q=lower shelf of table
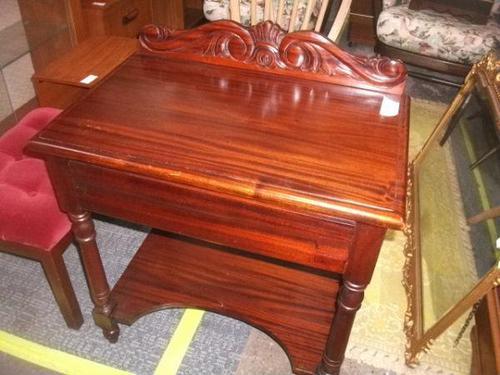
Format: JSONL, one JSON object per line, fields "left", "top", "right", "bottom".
{"left": 110, "top": 230, "right": 341, "bottom": 375}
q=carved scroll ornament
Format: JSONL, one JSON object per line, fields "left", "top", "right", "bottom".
{"left": 139, "top": 21, "right": 407, "bottom": 94}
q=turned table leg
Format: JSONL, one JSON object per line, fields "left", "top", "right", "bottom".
{"left": 70, "top": 211, "right": 120, "bottom": 342}
{"left": 317, "top": 224, "right": 386, "bottom": 375}
{"left": 317, "top": 280, "right": 367, "bottom": 375}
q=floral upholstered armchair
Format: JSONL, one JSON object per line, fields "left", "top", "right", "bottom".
{"left": 374, "top": 0, "right": 500, "bottom": 78}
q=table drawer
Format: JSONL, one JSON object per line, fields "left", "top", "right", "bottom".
{"left": 69, "top": 161, "right": 354, "bottom": 273}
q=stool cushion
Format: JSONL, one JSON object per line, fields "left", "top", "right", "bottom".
{"left": 0, "top": 108, "right": 71, "bottom": 250}
{"left": 376, "top": 3, "right": 500, "bottom": 65}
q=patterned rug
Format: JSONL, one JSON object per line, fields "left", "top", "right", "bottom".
{"left": 0, "top": 99, "right": 474, "bottom": 375}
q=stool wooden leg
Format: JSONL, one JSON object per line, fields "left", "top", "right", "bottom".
{"left": 41, "top": 252, "right": 83, "bottom": 329}
{"left": 70, "top": 211, "right": 120, "bottom": 342}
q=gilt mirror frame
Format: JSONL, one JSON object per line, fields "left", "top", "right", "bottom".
{"left": 403, "top": 51, "right": 500, "bottom": 366}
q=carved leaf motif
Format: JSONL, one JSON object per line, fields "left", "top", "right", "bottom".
{"left": 139, "top": 21, "right": 407, "bottom": 91}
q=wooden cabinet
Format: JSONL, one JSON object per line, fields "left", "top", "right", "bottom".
{"left": 33, "top": 37, "right": 137, "bottom": 109}
{"left": 82, "top": 0, "right": 203, "bottom": 37}
{"left": 82, "top": 0, "right": 153, "bottom": 38}
{"left": 348, "top": 0, "right": 376, "bottom": 45}
{"left": 16, "top": 0, "right": 86, "bottom": 72}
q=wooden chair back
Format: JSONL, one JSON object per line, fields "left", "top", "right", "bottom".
{"left": 228, "top": 0, "right": 330, "bottom": 32}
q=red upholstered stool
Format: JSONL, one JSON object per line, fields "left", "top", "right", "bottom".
{"left": 0, "top": 108, "right": 83, "bottom": 329}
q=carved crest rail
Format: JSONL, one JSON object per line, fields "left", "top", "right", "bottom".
{"left": 139, "top": 20, "right": 407, "bottom": 95}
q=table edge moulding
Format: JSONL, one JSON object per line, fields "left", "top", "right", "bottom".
{"left": 26, "top": 21, "right": 409, "bottom": 375}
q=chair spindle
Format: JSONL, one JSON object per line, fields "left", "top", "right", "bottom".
{"left": 302, "top": 0, "right": 316, "bottom": 30}
{"left": 288, "top": 0, "right": 301, "bottom": 31}
{"left": 276, "top": 0, "right": 286, "bottom": 25}
{"left": 251, "top": 0, "right": 257, "bottom": 24}
{"left": 315, "top": 0, "right": 329, "bottom": 32}
{"left": 230, "top": 0, "right": 241, "bottom": 22}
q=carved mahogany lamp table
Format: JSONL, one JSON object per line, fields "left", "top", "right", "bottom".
{"left": 27, "top": 21, "right": 409, "bottom": 375}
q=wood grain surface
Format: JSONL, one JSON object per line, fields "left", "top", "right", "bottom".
{"left": 68, "top": 162, "right": 354, "bottom": 273}
{"left": 29, "top": 53, "right": 409, "bottom": 229}
{"left": 111, "top": 230, "right": 340, "bottom": 375}
{"left": 33, "top": 36, "right": 138, "bottom": 88}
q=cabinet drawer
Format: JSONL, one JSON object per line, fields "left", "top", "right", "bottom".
{"left": 83, "top": 0, "right": 152, "bottom": 38}
{"left": 69, "top": 161, "right": 355, "bottom": 273}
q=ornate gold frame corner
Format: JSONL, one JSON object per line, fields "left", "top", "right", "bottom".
{"left": 402, "top": 50, "right": 500, "bottom": 366}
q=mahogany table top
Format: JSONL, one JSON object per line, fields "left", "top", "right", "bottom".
{"left": 29, "top": 22, "right": 409, "bottom": 230}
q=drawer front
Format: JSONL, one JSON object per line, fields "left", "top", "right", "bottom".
{"left": 85, "top": 0, "right": 152, "bottom": 38}
{"left": 69, "top": 162, "right": 354, "bottom": 273}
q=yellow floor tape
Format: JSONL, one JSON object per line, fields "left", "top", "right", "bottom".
{"left": 154, "top": 309, "right": 205, "bottom": 375}
{"left": 0, "top": 330, "right": 132, "bottom": 375}
{"left": 0, "top": 308, "right": 205, "bottom": 375}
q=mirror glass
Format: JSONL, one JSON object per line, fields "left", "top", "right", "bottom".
{"left": 418, "top": 91, "right": 500, "bottom": 331}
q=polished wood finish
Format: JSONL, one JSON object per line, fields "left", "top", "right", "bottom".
{"left": 69, "top": 210, "right": 120, "bottom": 342}
{"left": 33, "top": 37, "right": 138, "bottom": 109}
{"left": 318, "top": 223, "right": 386, "bottom": 374}
{"left": 112, "top": 230, "right": 340, "bottom": 374}
{"left": 0, "top": 233, "right": 83, "bottom": 329}
{"left": 140, "top": 21, "right": 407, "bottom": 95}
{"left": 28, "top": 21, "right": 409, "bottom": 375}
{"left": 33, "top": 37, "right": 138, "bottom": 88}
{"left": 83, "top": 0, "right": 153, "bottom": 38}
{"left": 32, "top": 59, "right": 409, "bottom": 226}
{"left": 67, "top": 162, "right": 353, "bottom": 273}
{"left": 34, "top": 81, "right": 86, "bottom": 109}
